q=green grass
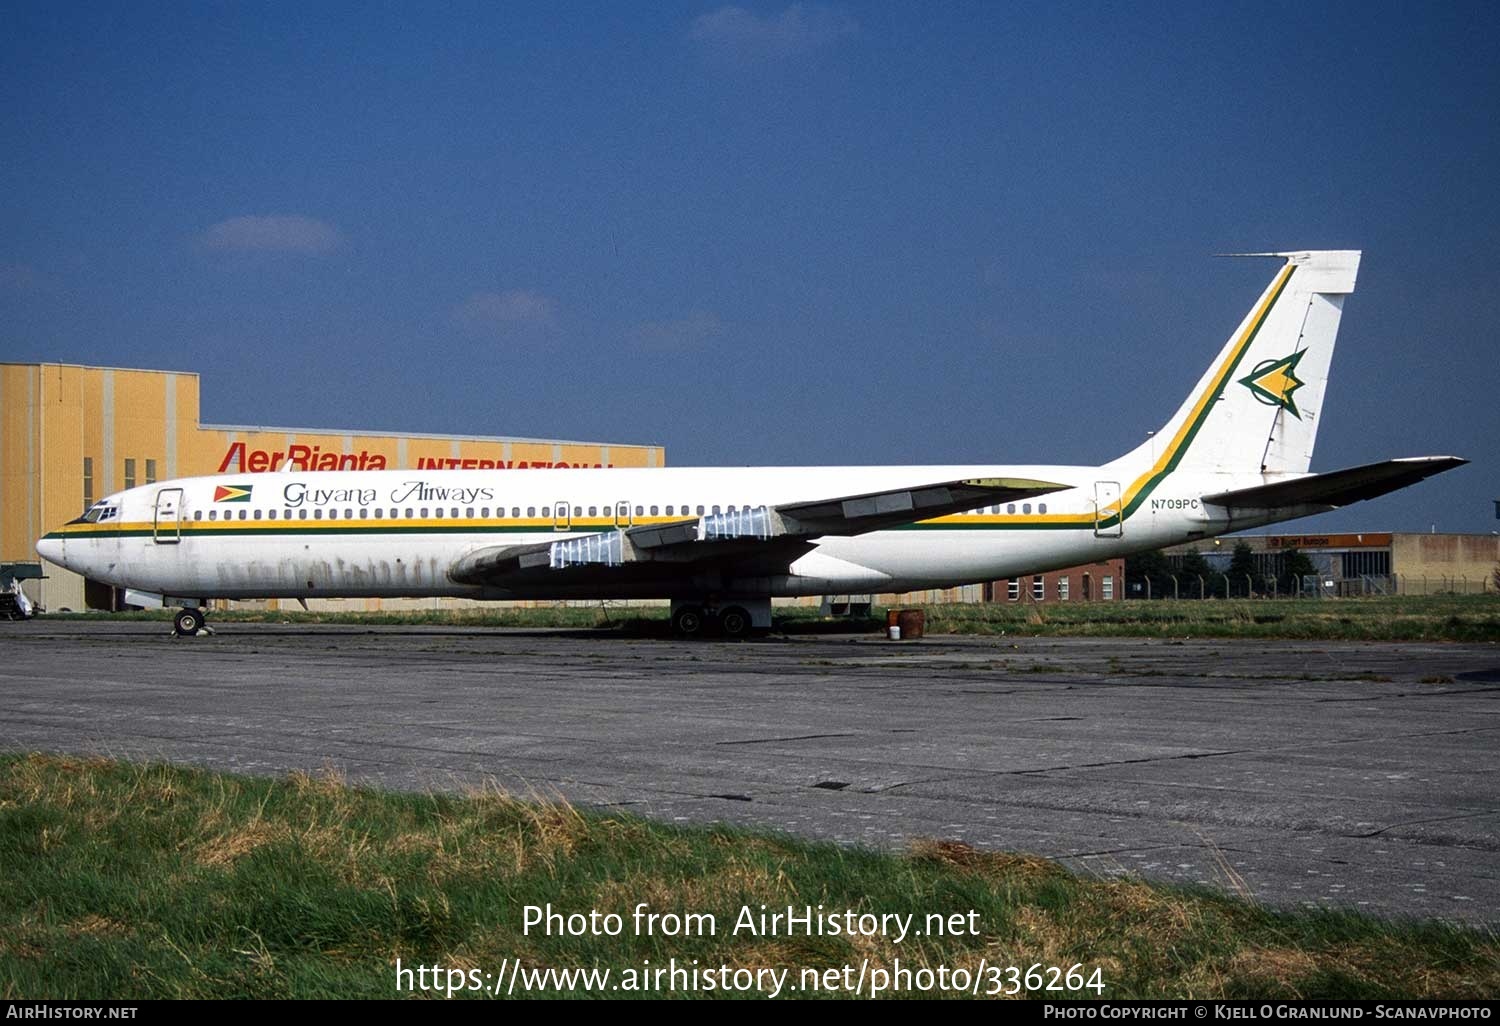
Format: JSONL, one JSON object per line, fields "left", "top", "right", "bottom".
{"left": 1, "top": 754, "right": 1496, "bottom": 999}
{"left": 46, "top": 594, "right": 1500, "bottom": 642}
{"left": 903, "top": 594, "right": 1500, "bottom": 642}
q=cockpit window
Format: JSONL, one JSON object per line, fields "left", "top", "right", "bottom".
{"left": 76, "top": 501, "right": 120, "bottom": 524}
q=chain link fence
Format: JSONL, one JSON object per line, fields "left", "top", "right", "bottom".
{"left": 1129, "top": 573, "right": 1495, "bottom": 599}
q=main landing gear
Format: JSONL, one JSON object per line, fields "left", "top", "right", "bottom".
{"left": 172, "top": 607, "right": 211, "bottom": 637}
{"left": 669, "top": 599, "right": 769, "bottom": 640}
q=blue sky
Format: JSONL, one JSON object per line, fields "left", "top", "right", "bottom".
{"left": 4, "top": 2, "right": 1497, "bottom": 532}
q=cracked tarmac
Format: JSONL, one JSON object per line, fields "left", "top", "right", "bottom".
{"left": 2, "top": 621, "right": 1497, "bottom": 924}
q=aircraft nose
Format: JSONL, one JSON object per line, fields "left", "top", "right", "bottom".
{"left": 36, "top": 535, "right": 64, "bottom": 566}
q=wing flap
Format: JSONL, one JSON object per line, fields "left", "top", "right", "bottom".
{"left": 450, "top": 475, "right": 1070, "bottom": 587}
{"left": 778, "top": 476, "right": 1067, "bottom": 535}
{"left": 1202, "top": 456, "right": 1467, "bottom": 511}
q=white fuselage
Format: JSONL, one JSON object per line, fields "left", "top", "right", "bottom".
{"left": 38, "top": 463, "right": 1293, "bottom": 602}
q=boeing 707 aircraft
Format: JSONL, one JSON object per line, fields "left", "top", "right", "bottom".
{"left": 36, "top": 251, "right": 1465, "bottom": 637}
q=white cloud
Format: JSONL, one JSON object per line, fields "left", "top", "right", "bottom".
{"left": 631, "top": 311, "right": 725, "bottom": 351}
{"left": 201, "top": 215, "right": 343, "bottom": 254}
{"left": 689, "top": 4, "right": 857, "bottom": 61}
{"left": 453, "top": 289, "right": 559, "bottom": 335}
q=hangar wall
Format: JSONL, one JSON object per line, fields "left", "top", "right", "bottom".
{"left": 1161, "top": 532, "right": 1500, "bottom": 595}
{"left": 1, "top": 362, "right": 664, "bottom": 612}
{"left": 1390, "top": 533, "right": 1500, "bottom": 593}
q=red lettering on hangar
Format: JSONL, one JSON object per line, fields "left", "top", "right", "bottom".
{"left": 413, "top": 457, "right": 613, "bottom": 470}
{"left": 218, "top": 442, "right": 388, "bottom": 473}
{"left": 218, "top": 443, "right": 615, "bottom": 473}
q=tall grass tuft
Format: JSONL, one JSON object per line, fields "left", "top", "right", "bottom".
{"left": 2, "top": 754, "right": 1496, "bottom": 999}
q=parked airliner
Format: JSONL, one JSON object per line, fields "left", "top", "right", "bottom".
{"left": 36, "top": 251, "right": 1464, "bottom": 637}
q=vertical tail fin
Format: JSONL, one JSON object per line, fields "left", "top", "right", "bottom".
{"left": 1111, "top": 250, "right": 1360, "bottom": 479}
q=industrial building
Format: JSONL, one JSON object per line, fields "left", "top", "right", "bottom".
{"left": 1160, "top": 532, "right": 1500, "bottom": 596}
{"left": 1, "top": 362, "right": 664, "bottom": 612}
{"left": 994, "top": 559, "right": 1126, "bottom": 604}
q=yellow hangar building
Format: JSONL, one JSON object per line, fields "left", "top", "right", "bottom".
{"left": 1, "top": 362, "right": 664, "bottom": 613}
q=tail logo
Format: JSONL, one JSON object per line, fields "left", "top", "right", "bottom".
{"left": 1238, "top": 351, "right": 1307, "bottom": 419}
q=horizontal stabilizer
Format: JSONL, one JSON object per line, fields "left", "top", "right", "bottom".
{"left": 1202, "top": 457, "right": 1467, "bottom": 511}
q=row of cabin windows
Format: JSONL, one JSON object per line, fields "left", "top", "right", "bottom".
{"left": 187, "top": 503, "right": 1039, "bottom": 522}
{"left": 190, "top": 504, "right": 763, "bottom": 522}
{"left": 182, "top": 502, "right": 1070, "bottom": 523}
{"left": 167, "top": 501, "right": 1059, "bottom": 524}
{"left": 972, "top": 503, "right": 1048, "bottom": 515}
{"left": 1006, "top": 575, "right": 1114, "bottom": 601}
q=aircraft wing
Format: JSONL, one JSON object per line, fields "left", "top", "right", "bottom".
{"left": 1201, "top": 456, "right": 1467, "bottom": 512}
{"left": 449, "top": 476, "right": 1068, "bottom": 586}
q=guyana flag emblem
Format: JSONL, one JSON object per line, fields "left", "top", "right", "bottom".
{"left": 214, "top": 484, "right": 253, "bottom": 503}
{"left": 1238, "top": 351, "right": 1307, "bottom": 419}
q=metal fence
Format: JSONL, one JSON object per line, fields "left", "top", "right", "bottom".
{"left": 1128, "top": 573, "right": 1496, "bottom": 599}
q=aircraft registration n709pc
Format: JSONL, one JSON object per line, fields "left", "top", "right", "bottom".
{"left": 37, "top": 251, "right": 1465, "bottom": 637}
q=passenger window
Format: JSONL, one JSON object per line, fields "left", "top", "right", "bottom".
{"left": 696, "top": 505, "right": 705, "bottom": 515}
{"left": 359, "top": 508, "right": 368, "bottom": 519}
{"left": 346, "top": 508, "right": 354, "bottom": 519}
{"left": 298, "top": 509, "right": 308, "bottom": 520}
{"left": 588, "top": 506, "right": 598, "bottom": 516}
{"left": 542, "top": 506, "right": 551, "bottom": 517}
{"left": 420, "top": 508, "right": 429, "bottom": 518}
{"left": 634, "top": 505, "right": 643, "bottom": 516}
{"left": 527, "top": 506, "right": 535, "bottom": 517}
{"left": 665, "top": 505, "right": 674, "bottom": 516}
{"left": 373, "top": 508, "right": 382, "bottom": 519}
{"left": 480, "top": 507, "right": 488, "bottom": 517}
{"left": 511, "top": 507, "right": 520, "bottom": 518}
{"left": 405, "top": 508, "right": 414, "bottom": 518}
{"left": 268, "top": 510, "right": 276, "bottom": 520}
{"left": 253, "top": 509, "right": 262, "bottom": 520}
{"left": 193, "top": 511, "right": 202, "bottom": 521}
{"left": 1007, "top": 504, "right": 1016, "bottom": 514}
{"left": 314, "top": 509, "right": 323, "bottom": 520}
{"left": 1023, "top": 503, "right": 1031, "bottom": 514}
{"left": 208, "top": 510, "right": 217, "bottom": 521}
{"left": 650, "top": 505, "right": 659, "bottom": 515}
{"left": 434, "top": 508, "right": 443, "bottom": 518}
{"left": 712, "top": 505, "right": 721, "bottom": 514}
{"left": 1039, "top": 503, "right": 1047, "bottom": 514}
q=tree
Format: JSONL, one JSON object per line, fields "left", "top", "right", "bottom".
{"left": 1278, "top": 547, "right": 1319, "bottom": 595}
{"left": 1227, "top": 542, "right": 1257, "bottom": 597}
{"left": 1124, "top": 548, "right": 1174, "bottom": 598}
{"left": 1177, "top": 549, "right": 1214, "bottom": 598}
